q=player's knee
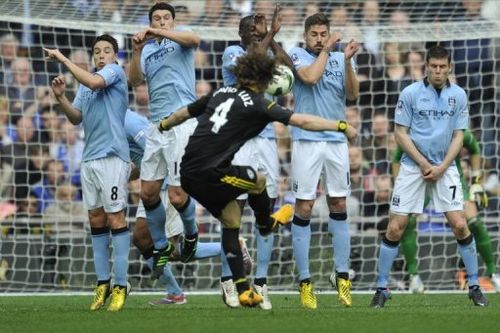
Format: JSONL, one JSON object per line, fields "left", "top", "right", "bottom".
{"left": 452, "top": 221, "right": 470, "bottom": 239}
{"left": 88, "top": 208, "right": 107, "bottom": 228}
{"left": 140, "top": 191, "right": 159, "bottom": 206}
{"left": 140, "top": 182, "right": 162, "bottom": 206}
{"left": 107, "top": 210, "right": 126, "bottom": 229}
{"left": 328, "top": 197, "right": 346, "bottom": 212}
{"left": 386, "top": 222, "right": 405, "bottom": 241}
{"left": 132, "top": 218, "right": 152, "bottom": 249}
{"left": 222, "top": 219, "right": 241, "bottom": 229}
{"left": 295, "top": 200, "right": 314, "bottom": 219}
{"left": 168, "top": 187, "right": 188, "bottom": 208}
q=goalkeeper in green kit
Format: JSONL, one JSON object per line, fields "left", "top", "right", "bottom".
{"left": 392, "top": 129, "right": 499, "bottom": 293}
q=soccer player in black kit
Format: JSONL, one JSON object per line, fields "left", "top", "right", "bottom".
{"left": 158, "top": 49, "right": 357, "bottom": 307}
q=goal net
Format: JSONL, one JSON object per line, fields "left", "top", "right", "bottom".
{"left": 0, "top": 0, "right": 499, "bottom": 293}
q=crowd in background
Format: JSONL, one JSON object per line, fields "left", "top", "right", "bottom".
{"left": 0, "top": 0, "right": 498, "bottom": 235}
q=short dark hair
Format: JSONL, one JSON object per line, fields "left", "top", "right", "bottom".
{"left": 239, "top": 15, "right": 254, "bottom": 34}
{"left": 92, "top": 34, "right": 118, "bottom": 54}
{"left": 304, "top": 13, "right": 330, "bottom": 32}
{"left": 149, "top": 2, "right": 176, "bottom": 22}
{"left": 426, "top": 45, "right": 451, "bottom": 63}
{"left": 233, "top": 48, "right": 278, "bottom": 92}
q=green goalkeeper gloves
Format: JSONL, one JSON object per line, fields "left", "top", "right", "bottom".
{"left": 469, "top": 175, "right": 488, "bottom": 209}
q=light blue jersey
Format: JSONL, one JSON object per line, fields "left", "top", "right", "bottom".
{"left": 125, "top": 109, "right": 149, "bottom": 167}
{"left": 395, "top": 79, "right": 469, "bottom": 167}
{"left": 289, "top": 47, "right": 354, "bottom": 142}
{"left": 222, "top": 44, "right": 275, "bottom": 139}
{"left": 140, "top": 27, "right": 196, "bottom": 122}
{"left": 72, "top": 63, "right": 129, "bottom": 162}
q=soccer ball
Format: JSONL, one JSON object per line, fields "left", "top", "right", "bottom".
{"left": 265, "top": 64, "right": 294, "bottom": 97}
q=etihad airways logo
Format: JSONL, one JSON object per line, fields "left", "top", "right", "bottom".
{"left": 418, "top": 109, "right": 455, "bottom": 117}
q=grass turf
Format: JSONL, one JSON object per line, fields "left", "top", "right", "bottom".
{"left": 0, "top": 293, "right": 499, "bottom": 333}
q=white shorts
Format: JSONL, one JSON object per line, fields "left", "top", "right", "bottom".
{"left": 291, "top": 141, "right": 350, "bottom": 200}
{"left": 255, "top": 137, "right": 280, "bottom": 199}
{"left": 232, "top": 138, "right": 259, "bottom": 200}
{"left": 81, "top": 156, "right": 130, "bottom": 213}
{"left": 140, "top": 119, "right": 197, "bottom": 186}
{"left": 136, "top": 188, "right": 184, "bottom": 238}
{"left": 390, "top": 163, "right": 464, "bottom": 214}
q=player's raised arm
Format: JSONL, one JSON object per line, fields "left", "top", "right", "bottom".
{"left": 43, "top": 48, "right": 105, "bottom": 90}
{"left": 143, "top": 27, "right": 200, "bottom": 48}
{"left": 50, "top": 75, "right": 82, "bottom": 125}
{"left": 129, "top": 33, "right": 146, "bottom": 86}
{"left": 295, "top": 20, "right": 341, "bottom": 85}
{"left": 343, "top": 39, "right": 360, "bottom": 101}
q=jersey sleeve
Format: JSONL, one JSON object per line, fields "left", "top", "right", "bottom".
{"left": 261, "top": 100, "right": 293, "bottom": 125}
{"left": 289, "top": 47, "right": 312, "bottom": 70}
{"left": 187, "top": 93, "right": 212, "bottom": 117}
{"left": 96, "top": 63, "right": 122, "bottom": 87}
{"left": 462, "top": 129, "right": 481, "bottom": 154}
{"left": 124, "top": 111, "right": 148, "bottom": 150}
{"left": 71, "top": 85, "right": 84, "bottom": 111}
{"left": 222, "top": 46, "right": 240, "bottom": 71}
{"left": 454, "top": 89, "right": 469, "bottom": 130}
{"left": 391, "top": 145, "right": 403, "bottom": 163}
{"left": 394, "top": 87, "right": 412, "bottom": 127}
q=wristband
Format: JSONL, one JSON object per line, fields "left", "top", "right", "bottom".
{"left": 471, "top": 170, "right": 481, "bottom": 184}
{"left": 338, "top": 120, "right": 348, "bottom": 133}
{"left": 158, "top": 116, "right": 170, "bottom": 132}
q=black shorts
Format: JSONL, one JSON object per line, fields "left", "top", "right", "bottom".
{"left": 181, "top": 165, "right": 258, "bottom": 218}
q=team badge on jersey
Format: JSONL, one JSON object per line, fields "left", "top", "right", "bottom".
{"left": 291, "top": 53, "right": 300, "bottom": 66}
{"left": 396, "top": 100, "right": 404, "bottom": 115}
{"left": 448, "top": 96, "right": 456, "bottom": 108}
{"left": 392, "top": 194, "right": 400, "bottom": 207}
{"left": 329, "top": 59, "right": 339, "bottom": 68}
{"left": 229, "top": 53, "right": 237, "bottom": 61}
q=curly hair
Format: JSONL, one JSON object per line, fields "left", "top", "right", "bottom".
{"left": 232, "top": 48, "right": 278, "bottom": 92}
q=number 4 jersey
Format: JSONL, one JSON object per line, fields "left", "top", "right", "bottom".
{"left": 180, "top": 87, "right": 293, "bottom": 177}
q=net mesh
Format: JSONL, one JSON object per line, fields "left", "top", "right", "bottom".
{"left": 0, "top": 0, "right": 499, "bottom": 293}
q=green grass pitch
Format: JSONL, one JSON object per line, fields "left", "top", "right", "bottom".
{"left": 1, "top": 293, "right": 499, "bottom": 333}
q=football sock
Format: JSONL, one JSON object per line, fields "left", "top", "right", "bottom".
{"left": 457, "top": 234, "right": 478, "bottom": 286}
{"left": 255, "top": 231, "right": 274, "bottom": 279}
{"left": 248, "top": 190, "right": 273, "bottom": 234}
{"left": 159, "top": 264, "right": 183, "bottom": 296}
{"left": 468, "top": 216, "right": 495, "bottom": 276}
{"left": 328, "top": 212, "right": 350, "bottom": 274}
{"left": 220, "top": 250, "right": 232, "bottom": 279}
{"left": 377, "top": 236, "right": 400, "bottom": 289}
{"left": 176, "top": 196, "right": 198, "bottom": 237}
{"left": 194, "top": 242, "right": 221, "bottom": 260}
{"left": 401, "top": 215, "right": 419, "bottom": 275}
{"left": 144, "top": 198, "right": 168, "bottom": 249}
{"left": 292, "top": 215, "right": 311, "bottom": 281}
{"left": 90, "top": 227, "right": 110, "bottom": 282}
{"left": 222, "top": 228, "right": 246, "bottom": 287}
{"left": 111, "top": 227, "right": 130, "bottom": 286}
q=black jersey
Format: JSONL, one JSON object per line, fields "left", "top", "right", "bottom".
{"left": 181, "top": 86, "right": 293, "bottom": 177}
